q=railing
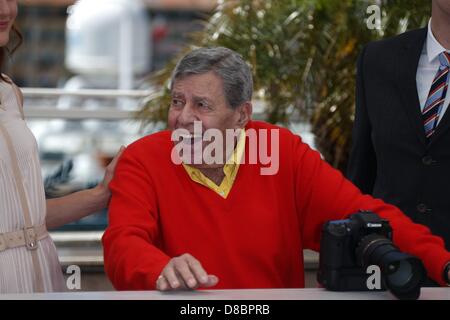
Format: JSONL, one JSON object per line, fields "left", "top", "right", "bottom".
{"left": 22, "top": 87, "right": 154, "bottom": 120}
{"left": 21, "top": 88, "right": 153, "bottom": 98}
{"left": 21, "top": 87, "right": 266, "bottom": 120}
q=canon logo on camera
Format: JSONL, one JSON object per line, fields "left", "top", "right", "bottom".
{"left": 366, "top": 223, "right": 382, "bottom": 228}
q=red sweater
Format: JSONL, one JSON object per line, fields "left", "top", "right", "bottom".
{"left": 102, "top": 121, "right": 450, "bottom": 289}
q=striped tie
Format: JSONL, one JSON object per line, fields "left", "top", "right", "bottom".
{"left": 422, "top": 51, "right": 450, "bottom": 139}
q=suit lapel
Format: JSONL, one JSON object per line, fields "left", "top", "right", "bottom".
{"left": 396, "top": 27, "right": 428, "bottom": 147}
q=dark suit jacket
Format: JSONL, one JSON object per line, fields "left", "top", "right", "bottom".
{"left": 347, "top": 27, "right": 450, "bottom": 251}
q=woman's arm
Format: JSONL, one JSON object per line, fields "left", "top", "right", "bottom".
{"left": 45, "top": 146, "right": 125, "bottom": 230}
{"left": 46, "top": 185, "right": 109, "bottom": 230}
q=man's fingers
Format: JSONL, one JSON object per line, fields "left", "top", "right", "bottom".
{"left": 159, "top": 254, "right": 219, "bottom": 291}
{"left": 187, "top": 257, "right": 209, "bottom": 285}
{"left": 162, "top": 265, "right": 182, "bottom": 289}
{"left": 203, "top": 275, "right": 219, "bottom": 288}
{"left": 174, "top": 259, "right": 198, "bottom": 289}
{"left": 156, "top": 275, "right": 170, "bottom": 291}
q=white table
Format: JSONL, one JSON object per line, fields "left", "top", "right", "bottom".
{"left": 1, "top": 288, "right": 449, "bottom": 300}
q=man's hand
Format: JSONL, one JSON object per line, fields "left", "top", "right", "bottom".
{"left": 156, "top": 253, "right": 219, "bottom": 291}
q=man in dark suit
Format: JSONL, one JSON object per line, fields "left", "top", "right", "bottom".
{"left": 347, "top": 0, "right": 450, "bottom": 263}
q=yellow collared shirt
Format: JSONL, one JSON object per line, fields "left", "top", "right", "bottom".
{"left": 183, "top": 129, "right": 246, "bottom": 198}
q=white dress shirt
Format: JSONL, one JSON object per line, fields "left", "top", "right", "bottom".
{"left": 416, "top": 19, "right": 450, "bottom": 125}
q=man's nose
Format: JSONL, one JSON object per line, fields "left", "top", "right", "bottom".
{"left": 178, "top": 102, "right": 198, "bottom": 126}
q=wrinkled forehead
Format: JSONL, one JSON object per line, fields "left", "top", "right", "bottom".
{"left": 171, "top": 72, "right": 226, "bottom": 99}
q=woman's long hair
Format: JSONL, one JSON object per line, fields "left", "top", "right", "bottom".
{"left": 0, "top": 24, "right": 23, "bottom": 82}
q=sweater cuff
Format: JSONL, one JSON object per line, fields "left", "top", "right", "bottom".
{"left": 442, "top": 262, "right": 450, "bottom": 286}
{"left": 425, "top": 250, "right": 450, "bottom": 286}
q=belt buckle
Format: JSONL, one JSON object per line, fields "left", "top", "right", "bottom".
{"left": 24, "top": 227, "right": 38, "bottom": 251}
{"left": 0, "top": 234, "right": 6, "bottom": 252}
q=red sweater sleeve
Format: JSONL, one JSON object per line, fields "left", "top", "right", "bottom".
{"left": 293, "top": 134, "right": 450, "bottom": 286}
{"left": 102, "top": 146, "right": 170, "bottom": 290}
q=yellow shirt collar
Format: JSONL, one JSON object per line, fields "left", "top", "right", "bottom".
{"left": 183, "top": 128, "right": 246, "bottom": 198}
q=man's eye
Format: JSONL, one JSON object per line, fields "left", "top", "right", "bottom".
{"left": 198, "top": 102, "right": 209, "bottom": 108}
{"left": 172, "top": 99, "right": 184, "bottom": 107}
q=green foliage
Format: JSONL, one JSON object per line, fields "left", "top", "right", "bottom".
{"left": 137, "top": 0, "right": 430, "bottom": 172}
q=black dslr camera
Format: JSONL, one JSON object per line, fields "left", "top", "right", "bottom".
{"left": 317, "top": 211, "right": 426, "bottom": 300}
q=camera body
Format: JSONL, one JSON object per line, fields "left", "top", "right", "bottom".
{"left": 317, "top": 211, "right": 392, "bottom": 291}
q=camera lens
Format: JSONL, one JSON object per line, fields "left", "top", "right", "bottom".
{"left": 356, "top": 233, "right": 426, "bottom": 300}
{"left": 386, "top": 259, "right": 413, "bottom": 287}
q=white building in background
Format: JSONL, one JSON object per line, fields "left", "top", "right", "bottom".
{"left": 61, "top": 0, "right": 151, "bottom": 110}
{"left": 65, "top": 0, "right": 151, "bottom": 87}
{"left": 34, "top": 0, "right": 153, "bottom": 189}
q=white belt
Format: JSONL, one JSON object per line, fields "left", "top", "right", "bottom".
{"left": 0, "top": 225, "right": 48, "bottom": 252}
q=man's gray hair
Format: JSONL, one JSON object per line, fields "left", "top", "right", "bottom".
{"left": 170, "top": 47, "right": 253, "bottom": 109}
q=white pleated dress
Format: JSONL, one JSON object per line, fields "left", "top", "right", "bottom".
{"left": 0, "top": 79, "right": 65, "bottom": 293}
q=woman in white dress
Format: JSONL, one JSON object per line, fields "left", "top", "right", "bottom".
{"left": 0, "top": 0, "right": 123, "bottom": 293}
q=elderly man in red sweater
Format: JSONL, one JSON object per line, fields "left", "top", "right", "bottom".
{"left": 102, "top": 47, "right": 450, "bottom": 291}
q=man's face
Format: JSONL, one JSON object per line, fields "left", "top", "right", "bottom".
{"left": 168, "top": 71, "right": 246, "bottom": 168}
{"left": 433, "top": 0, "right": 450, "bottom": 17}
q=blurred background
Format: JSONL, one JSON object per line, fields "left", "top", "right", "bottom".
{"left": 6, "top": 0, "right": 430, "bottom": 290}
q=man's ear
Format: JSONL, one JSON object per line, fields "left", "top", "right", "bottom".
{"left": 236, "top": 102, "right": 252, "bottom": 127}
